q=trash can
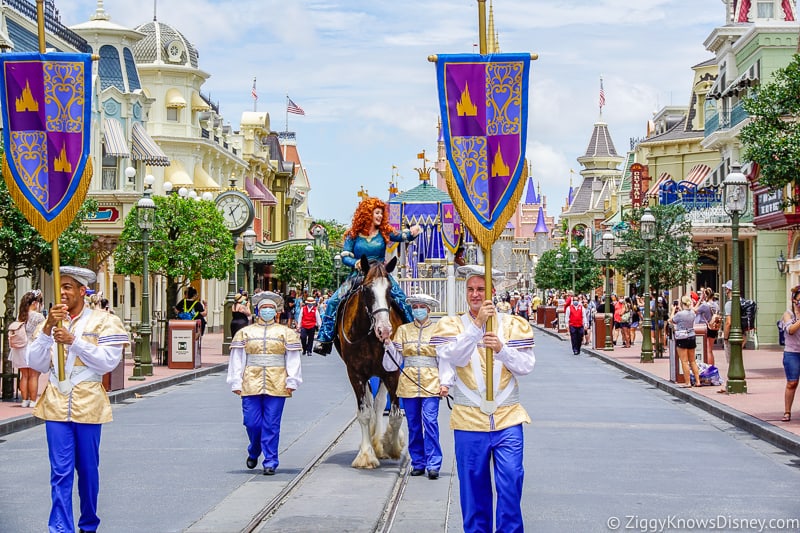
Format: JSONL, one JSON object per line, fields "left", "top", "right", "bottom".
{"left": 543, "top": 306, "right": 557, "bottom": 329}
{"left": 536, "top": 306, "right": 545, "bottom": 326}
{"left": 557, "top": 310, "right": 567, "bottom": 334}
{"left": 168, "top": 319, "right": 201, "bottom": 369}
{"left": 594, "top": 313, "right": 612, "bottom": 349}
{"left": 102, "top": 360, "right": 125, "bottom": 392}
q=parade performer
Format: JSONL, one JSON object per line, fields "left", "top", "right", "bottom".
{"left": 227, "top": 292, "right": 302, "bottom": 475}
{"left": 432, "top": 265, "right": 535, "bottom": 533}
{"left": 27, "top": 267, "right": 129, "bottom": 533}
{"left": 313, "top": 196, "right": 421, "bottom": 355}
{"left": 383, "top": 293, "right": 447, "bottom": 480}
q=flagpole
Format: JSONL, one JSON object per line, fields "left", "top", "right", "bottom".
{"left": 253, "top": 77, "right": 257, "bottom": 112}
{"left": 285, "top": 93, "right": 289, "bottom": 133}
{"left": 476, "top": 0, "right": 494, "bottom": 404}
{"left": 36, "top": 0, "right": 66, "bottom": 383}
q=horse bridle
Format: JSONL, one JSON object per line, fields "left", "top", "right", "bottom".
{"left": 340, "top": 285, "right": 391, "bottom": 346}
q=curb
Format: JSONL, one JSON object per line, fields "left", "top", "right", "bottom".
{"left": 534, "top": 325, "right": 800, "bottom": 457}
{"left": 0, "top": 363, "right": 228, "bottom": 438}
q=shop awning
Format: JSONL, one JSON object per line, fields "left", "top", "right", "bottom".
{"left": 164, "top": 160, "right": 194, "bottom": 187}
{"left": 703, "top": 160, "right": 729, "bottom": 189}
{"left": 253, "top": 178, "right": 278, "bottom": 206}
{"left": 131, "top": 122, "right": 169, "bottom": 166}
{"left": 191, "top": 92, "right": 210, "bottom": 111}
{"left": 102, "top": 118, "right": 130, "bottom": 158}
{"left": 647, "top": 171, "right": 673, "bottom": 196}
{"left": 245, "top": 177, "right": 267, "bottom": 204}
{"left": 166, "top": 88, "right": 186, "bottom": 108}
{"left": 682, "top": 164, "right": 712, "bottom": 187}
{"left": 193, "top": 165, "right": 220, "bottom": 189}
{"left": 721, "top": 59, "right": 760, "bottom": 98}
{"left": 706, "top": 73, "right": 724, "bottom": 100}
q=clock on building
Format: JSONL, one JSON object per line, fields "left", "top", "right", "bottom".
{"left": 215, "top": 190, "right": 254, "bottom": 234}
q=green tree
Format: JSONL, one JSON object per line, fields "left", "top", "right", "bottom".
{"left": 615, "top": 204, "right": 699, "bottom": 296}
{"left": 534, "top": 246, "right": 602, "bottom": 294}
{"left": 273, "top": 244, "right": 334, "bottom": 292}
{"left": 114, "top": 194, "right": 235, "bottom": 317}
{"left": 0, "top": 177, "right": 98, "bottom": 399}
{"left": 740, "top": 54, "right": 800, "bottom": 198}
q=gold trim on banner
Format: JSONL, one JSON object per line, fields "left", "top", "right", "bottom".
{"left": 444, "top": 162, "right": 527, "bottom": 250}
{"left": 3, "top": 157, "right": 93, "bottom": 243}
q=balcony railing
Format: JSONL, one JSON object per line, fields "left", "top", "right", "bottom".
{"left": 705, "top": 101, "right": 749, "bottom": 136}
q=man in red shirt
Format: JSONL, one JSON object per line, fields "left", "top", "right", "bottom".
{"left": 298, "top": 297, "right": 321, "bottom": 356}
{"left": 566, "top": 295, "right": 585, "bottom": 355}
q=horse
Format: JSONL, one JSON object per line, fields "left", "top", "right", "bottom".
{"left": 334, "top": 256, "right": 405, "bottom": 468}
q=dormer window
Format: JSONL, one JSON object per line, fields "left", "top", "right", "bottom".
{"left": 757, "top": 1, "right": 775, "bottom": 19}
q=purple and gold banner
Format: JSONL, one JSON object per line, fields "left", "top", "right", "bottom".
{"left": 0, "top": 53, "right": 93, "bottom": 242}
{"left": 435, "top": 53, "right": 530, "bottom": 249}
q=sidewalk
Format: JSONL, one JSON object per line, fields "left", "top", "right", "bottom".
{"left": 0, "top": 332, "right": 229, "bottom": 436}
{"left": 535, "top": 324, "right": 800, "bottom": 456}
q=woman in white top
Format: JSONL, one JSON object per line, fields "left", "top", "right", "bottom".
{"left": 10, "top": 290, "right": 45, "bottom": 407}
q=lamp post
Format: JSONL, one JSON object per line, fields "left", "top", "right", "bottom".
{"left": 555, "top": 251, "right": 563, "bottom": 291}
{"left": 241, "top": 227, "right": 257, "bottom": 294}
{"left": 602, "top": 231, "right": 615, "bottom": 351}
{"left": 723, "top": 163, "right": 748, "bottom": 394}
{"left": 568, "top": 246, "right": 578, "bottom": 293}
{"left": 131, "top": 174, "right": 156, "bottom": 380}
{"left": 304, "top": 243, "right": 315, "bottom": 294}
{"left": 639, "top": 207, "right": 656, "bottom": 363}
{"left": 334, "top": 253, "right": 343, "bottom": 286}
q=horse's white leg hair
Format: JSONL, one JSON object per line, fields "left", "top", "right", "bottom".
{"left": 352, "top": 382, "right": 380, "bottom": 469}
{"left": 373, "top": 382, "right": 388, "bottom": 458}
{"left": 381, "top": 400, "right": 405, "bottom": 460}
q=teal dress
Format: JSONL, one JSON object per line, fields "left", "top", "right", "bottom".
{"left": 317, "top": 229, "right": 416, "bottom": 343}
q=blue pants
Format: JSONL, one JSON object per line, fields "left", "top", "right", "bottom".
{"left": 454, "top": 425, "right": 525, "bottom": 533}
{"left": 45, "top": 421, "right": 103, "bottom": 533}
{"left": 317, "top": 273, "right": 412, "bottom": 343}
{"left": 403, "top": 396, "right": 442, "bottom": 472}
{"left": 242, "top": 394, "right": 286, "bottom": 469}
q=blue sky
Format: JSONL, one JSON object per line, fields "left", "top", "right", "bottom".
{"left": 60, "top": 0, "right": 722, "bottom": 224}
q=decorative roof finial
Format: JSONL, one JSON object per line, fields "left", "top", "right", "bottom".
{"left": 90, "top": 0, "right": 110, "bottom": 21}
{"left": 415, "top": 150, "right": 431, "bottom": 182}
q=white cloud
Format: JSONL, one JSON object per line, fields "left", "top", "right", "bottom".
{"left": 60, "top": 0, "right": 730, "bottom": 223}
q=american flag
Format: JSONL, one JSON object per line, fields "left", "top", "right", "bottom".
{"left": 287, "top": 97, "right": 305, "bottom": 115}
{"left": 251, "top": 78, "right": 257, "bottom": 101}
{"left": 599, "top": 78, "right": 606, "bottom": 110}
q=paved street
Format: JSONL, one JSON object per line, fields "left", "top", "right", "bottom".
{"left": 1, "top": 332, "right": 799, "bottom": 532}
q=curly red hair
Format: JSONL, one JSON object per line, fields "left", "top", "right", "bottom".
{"left": 348, "top": 197, "right": 393, "bottom": 242}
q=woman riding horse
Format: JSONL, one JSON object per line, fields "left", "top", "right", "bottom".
{"left": 313, "top": 196, "right": 421, "bottom": 355}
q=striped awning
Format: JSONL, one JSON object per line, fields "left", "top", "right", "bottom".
{"left": 647, "top": 171, "right": 673, "bottom": 196}
{"left": 721, "top": 59, "right": 760, "bottom": 98}
{"left": 193, "top": 165, "right": 220, "bottom": 190}
{"left": 703, "top": 160, "right": 729, "bottom": 189}
{"left": 166, "top": 88, "right": 187, "bottom": 108}
{"left": 131, "top": 122, "right": 169, "bottom": 166}
{"left": 253, "top": 178, "right": 278, "bottom": 206}
{"left": 681, "top": 164, "right": 712, "bottom": 187}
{"left": 191, "top": 92, "right": 210, "bottom": 111}
{"left": 706, "top": 73, "right": 724, "bottom": 100}
{"left": 102, "top": 118, "right": 130, "bottom": 158}
{"left": 164, "top": 160, "right": 194, "bottom": 186}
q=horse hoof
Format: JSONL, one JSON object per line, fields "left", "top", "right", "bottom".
{"left": 351, "top": 454, "right": 380, "bottom": 469}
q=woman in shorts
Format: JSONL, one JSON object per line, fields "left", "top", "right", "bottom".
{"left": 779, "top": 285, "right": 800, "bottom": 422}
{"left": 670, "top": 296, "right": 701, "bottom": 387}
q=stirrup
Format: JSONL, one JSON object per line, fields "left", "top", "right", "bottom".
{"left": 313, "top": 341, "right": 332, "bottom": 356}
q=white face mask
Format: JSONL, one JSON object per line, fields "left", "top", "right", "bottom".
{"left": 412, "top": 308, "right": 428, "bottom": 321}
{"left": 259, "top": 307, "right": 277, "bottom": 322}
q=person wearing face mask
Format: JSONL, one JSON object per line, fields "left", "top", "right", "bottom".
{"left": 298, "top": 296, "right": 321, "bottom": 356}
{"left": 383, "top": 294, "right": 448, "bottom": 480}
{"left": 227, "top": 292, "right": 302, "bottom": 475}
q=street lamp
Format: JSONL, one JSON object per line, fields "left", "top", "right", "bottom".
{"left": 723, "top": 163, "right": 748, "bottom": 394}
{"left": 569, "top": 246, "right": 578, "bottom": 293}
{"left": 334, "top": 253, "right": 343, "bottom": 286}
{"left": 602, "top": 231, "right": 615, "bottom": 351}
{"left": 131, "top": 174, "right": 156, "bottom": 379}
{"left": 241, "top": 227, "right": 257, "bottom": 294}
{"left": 639, "top": 207, "right": 656, "bottom": 363}
{"left": 304, "top": 243, "right": 315, "bottom": 293}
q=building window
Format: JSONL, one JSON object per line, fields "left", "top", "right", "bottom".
{"left": 98, "top": 45, "right": 124, "bottom": 91}
{"left": 757, "top": 1, "right": 775, "bottom": 18}
{"left": 167, "top": 107, "right": 179, "bottom": 122}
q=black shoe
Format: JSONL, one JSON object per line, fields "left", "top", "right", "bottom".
{"left": 263, "top": 467, "right": 275, "bottom": 476}
{"left": 79, "top": 530, "right": 95, "bottom": 533}
{"left": 427, "top": 470, "right": 439, "bottom": 480}
{"left": 246, "top": 457, "right": 257, "bottom": 469}
{"left": 313, "top": 341, "right": 332, "bottom": 356}
{"left": 410, "top": 468, "right": 425, "bottom": 476}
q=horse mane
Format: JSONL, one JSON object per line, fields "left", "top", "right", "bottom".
{"left": 363, "top": 260, "right": 388, "bottom": 284}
